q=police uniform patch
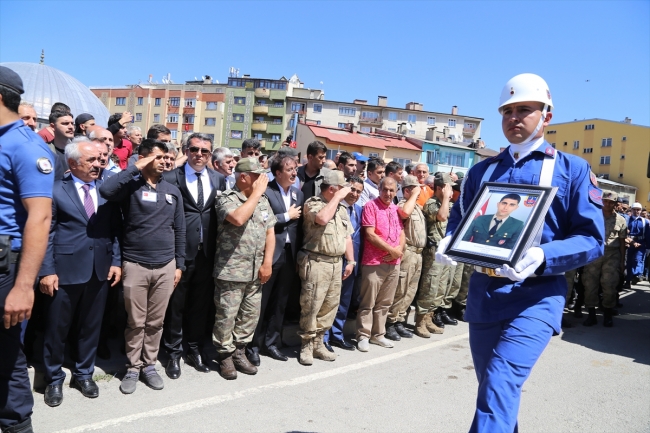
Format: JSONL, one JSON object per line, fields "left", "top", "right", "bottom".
{"left": 590, "top": 171, "right": 598, "bottom": 187}
{"left": 588, "top": 185, "right": 603, "bottom": 206}
{"left": 498, "top": 240, "right": 506, "bottom": 245}
{"left": 37, "top": 157, "right": 53, "bottom": 174}
{"left": 545, "top": 147, "right": 555, "bottom": 157}
{"left": 165, "top": 194, "right": 173, "bottom": 204}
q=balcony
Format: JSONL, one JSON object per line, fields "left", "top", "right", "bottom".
{"left": 359, "top": 116, "right": 383, "bottom": 125}
{"left": 253, "top": 105, "right": 269, "bottom": 115}
{"left": 463, "top": 127, "right": 476, "bottom": 136}
{"left": 259, "top": 139, "right": 266, "bottom": 149}
{"left": 252, "top": 122, "right": 267, "bottom": 132}
{"left": 254, "top": 88, "right": 270, "bottom": 98}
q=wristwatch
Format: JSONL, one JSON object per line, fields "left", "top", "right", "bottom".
{"left": 347, "top": 260, "right": 356, "bottom": 267}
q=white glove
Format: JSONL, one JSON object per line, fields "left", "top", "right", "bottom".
{"left": 495, "top": 247, "right": 545, "bottom": 282}
{"left": 435, "top": 235, "right": 457, "bottom": 266}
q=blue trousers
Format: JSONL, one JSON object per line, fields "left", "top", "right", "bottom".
{"left": 0, "top": 263, "right": 33, "bottom": 430}
{"left": 324, "top": 268, "right": 357, "bottom": 343}
{"left": 626, "top": 247, "right": 646, "bottom": 281}
{"left": 469, "top": 316, "right": 554, "bottom": 433}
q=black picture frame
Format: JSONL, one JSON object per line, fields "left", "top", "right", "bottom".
{"left": 446, "top": 182, "right": 558, "bottom": 269}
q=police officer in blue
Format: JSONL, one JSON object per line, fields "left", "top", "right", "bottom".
{"left": 0, "top": 66, "right": 55, "bottom": 433}
{"left": 436, "top": 73, "right": 605, "bottom": 433}
{"left": 625, "top": 202, "right": 649, "bottom": 288}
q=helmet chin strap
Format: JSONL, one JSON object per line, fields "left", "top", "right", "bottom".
{"left": 508, "top": 104, "right": 548, "bottom": 147}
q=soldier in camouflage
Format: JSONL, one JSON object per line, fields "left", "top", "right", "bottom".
{"left": 213, "top": 158, "right": 276, "bottom": 380}
{"left": 386, "top": 176, "right": 425, "bottom": 340}
{"left": 298, "top": 170, "right": 355, "bottom": 366}
{"left": 582, "top": 191, "right": 627, "bottom": 327}
{"left": 415, "top": 172, "right": 455, "bottom": 336}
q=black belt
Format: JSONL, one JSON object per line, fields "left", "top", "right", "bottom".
{"left": 131, "top": 260, "right": 172, "bottom": 269}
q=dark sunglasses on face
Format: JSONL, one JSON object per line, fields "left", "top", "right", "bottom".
{"left": 189, "top": 146, "right": 210, "bottom": 155}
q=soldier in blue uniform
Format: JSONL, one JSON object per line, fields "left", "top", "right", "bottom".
{"left": 0, "top": 66, "right": 55, "bottom": 433}
{"left": 625, "top": 202, "right": 649, "bottom": 287}
{"left": 436, "top": 73, "right": 604, "bottom": 433}
{"left": 462, "top": 194, "right": 524, "bottom": 249}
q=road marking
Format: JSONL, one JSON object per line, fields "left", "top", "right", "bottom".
{"left": 55, "top": 333, "right": 469, "bottom": 433}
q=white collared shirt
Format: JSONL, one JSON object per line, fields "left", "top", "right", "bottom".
{"left": 489, "top": 215, "right": 509, "bottom": 230}
{"left": 184, "top": 163, "right": 212, "bottom": 204}
{"left": 279, "top": 183, "right": 293, "bottom": 243}
{"left": 358, "top": 177, "right": 379, "bottom": 207}
{"left": 71, "top": 174, "right": 98, "bottom": 213}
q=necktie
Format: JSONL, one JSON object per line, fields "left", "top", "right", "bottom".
{"left": 82, "top": 184, "right": 95, "bottom": 219}
{"left": 196, "top": 172, "right": 204, "bottom": 209}
{"left": 488, "top": 218, "right": 502, "bottom": 236}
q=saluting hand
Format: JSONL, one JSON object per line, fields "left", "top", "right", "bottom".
{"left": 134, "top": 153, "right": 159, "bottom": 171}
{"left": 288, "top": 204, "right": 302, "bottom": 220}
{"left": 252, "top": 174, "right": 269, "bottom": 196}
{"left": 334, "top": 186, "right": 351, "bottom": 202}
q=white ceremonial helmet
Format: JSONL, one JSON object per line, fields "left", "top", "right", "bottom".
{"left": 631, "top": 202, "right": 643, "bottom": 209}
{"left": 498, "top": 73, "right": 553, "bottom": 114}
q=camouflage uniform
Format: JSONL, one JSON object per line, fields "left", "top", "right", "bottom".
{"left": 298, "top": 196, "right": 353, "bottom": 339}
{"left": 417, "top": 196, "right": 450, "bottom": 315}
{"left": 582, "top": 213, "right": 627, "bottom": 309}
{"left": 212, "top": 187, "right": 276, "bottom": 354}
{"left": 388, "top": 199, "right": 427, "bottom": 324}
{"left": 454, "top": 263, "right": 473, "bottom": 306}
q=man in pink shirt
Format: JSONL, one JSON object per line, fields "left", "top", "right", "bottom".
{"left": 356, "top": 177, "right": 405, "bottom": 351}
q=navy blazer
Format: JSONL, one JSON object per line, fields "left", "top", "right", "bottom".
{"left": 265, "top": 179, "right": 304, "bottom": 264}
{"left": 40, "top": 175, "right": 122, "bottom": 285}
{"left": 347, "top": 203, "right": 363, "bottom": 265}
{"left": 163, "top": 165, "right": 226, "bottom": 260}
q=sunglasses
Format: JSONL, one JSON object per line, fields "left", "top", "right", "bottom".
{"left": 189, "top": 146, "right": 210, "bottom": 155}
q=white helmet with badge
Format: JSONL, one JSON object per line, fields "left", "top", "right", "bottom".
{"left": 498, "top": 73, "right": 553, "bottom": 113}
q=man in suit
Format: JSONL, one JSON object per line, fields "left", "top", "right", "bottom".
{"left": 162, "top": 133, "right": 226, "bottom": 379}
{"left": 247, "top": 152, "right": 304, "bottom": 366}
{"left": 462, "top": 194, "right": 524, "bottom": 249}
{"left": 38, "top": 137, "right": 122, "bottom": 407}
{"left": 323, "top": 176, "right": 364, "bottom": 352}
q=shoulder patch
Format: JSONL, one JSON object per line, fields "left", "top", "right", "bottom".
{"left": 588, "top": 185, "right": 603, "bottom": 206}
{"left": 545, "top": 146, "right": 556, "bottom": 157}
{"left": 589, "top": 171, "right": 598, "bottom": 187}
{"left": 37, "top": 157, "right": 53, "bottom": 174}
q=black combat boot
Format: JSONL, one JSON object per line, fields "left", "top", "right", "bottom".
{"left": 583, "top": 307, "right": 597, "bottom": 326}
{"left": 603, "top": 308, "right": 614, "bottom": 327}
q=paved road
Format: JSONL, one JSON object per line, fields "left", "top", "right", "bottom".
{"left": 31, "top": 283, "right": 650, "bottom": 433}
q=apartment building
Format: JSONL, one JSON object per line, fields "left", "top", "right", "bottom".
{"left": 285, "top": 95, "right": 483, "bottom": 146}
{"left": 545, "top": 118, "right": 650, "bottom": 205}
{"left": 91, "top": 76, "right": 226, "bottom": 146}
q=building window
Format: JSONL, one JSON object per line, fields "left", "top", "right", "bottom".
{"left": 361, "top": 111, "right": 379, "bottom": 120}
{"left": 407, "top": 114, "right": 417, "bottom": 123}
{"left": 546, "top": 130, "right": 556, "bottom": 134}
{"left": 184, "top": 114, "right": 194, "bottom": 124}
{"left": 315, "top": 121, "right": 321, "bottom": 125}
{"left": 272, "top": 118, "right": 283, "bottom": 124}
{"left": 573, "top": 140, "right": 579, "bottom": 149}
{"left": 169, "top": 97, "right": 180, "bottom": 107}
{"left": 168, "top": 114, "right": 178, "bottom": 123}
{"left": 563, "top": 142, "right": 567, "bottom": 146}
{"left": 585, "top": 124, "right": 595, "bottom": 130}
{"left": 393, "top": 158, "right": 412, "bottom": 166}
{"left": 154, "top": 98, "right": 161, "bottom": 106}
{"left": 583, "top": 148, "right": 593, "bottom": 154}
{"left": 289, "top": 118, "right": 296, "bottom": 128}
{"left": 619, "top": 173, "right": 624, "bottom": 178}
{"left": 273, "top": 102, "right": 283, "bottom": 108}
{"left": 231, "top": 130, "right": 243, "bottom": 139}
{"left": 153, "top": 114, "right": 160, "bottom": 123}
{"left": 360, "top": 126, "right": 371, "bottom": 133}
{"left": 135, "top": 113, "right": 142, "bottom": 122}
{"left": 185, "top": 99, "right": 196, "bottom": 108}
{"left": 253, "top": 133, "right": 263, "bottom": 140}
{"left": 408, "top": 130, "right": 416, "bottom": 135}
{"left": 170, "top": 130, "right": 177, "bottom": 139}
{"left": 448, "top": 118, "right": 456, "bottom": 127}
{"left": 339, "top": 106, "right": 356, "bottom": 116}
{"left": 234, "top": 97, "right": 246, "bottom": 105}
{"left": 325, "top": 149, "right": 338, "bottom": 160}
{"left": 233, "top": 114, "right": 244, "bottom": 123}
{"left": 291, "top": 102, "right": 304, "bottom": 112}
{"left": 621, "top": 155, "right": 625, "bottom": 159}
{"left": 313, "top": 103, "right": 322, "bottom": 113}
{"left": 369, "top": 152, "right": 379, "bottom": 158}
{"left": 206, "top": 101, "right": 218, "bottom": 110}
{"left": 601, "top": 138, "right": 612, "bottom": 147}
{"left": 271, "top": 134, "right": 281, "bottom": 142}
{"left": 426, "top": 150, "right": 437, "bottom": 164}
{"left": 427, "top": 116, "right": 436, "bottom": 125}
{"left": 622, "top": 136, "right": 627, "bottom": 141}
{"left": 387, "top": 127, "right": 397, "bottom": 132}
{"left": 205, "top": 118, "right": 216, "bottom": 126}
{"left": 338, "top": 122, "right": 347, "bottom": 129}
{"left": 600, "top": 156, "right": 610, "bottom": 165}
{"left": 137, "top": 97, "right": 143, "bottom": 105}
{"left": 438, "top": 150, "right": 468, "bottom": 167}
{"left": 551, "top": 142, "right": 556, "bottom": 148}
{"left": 116, "top": 97, "right": 126, "bottom": 106}
{"left": 388, "top": 112, "right": 397, "bottom": 121}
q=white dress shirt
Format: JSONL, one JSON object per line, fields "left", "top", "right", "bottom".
{"left": 184, "top": 163, "right": 212, "bottom": 204}
{"left": 358, "top": 177, "right": 379, "bottom": 207}
{"left": 71, "top": 174, "right": 98, "bottom": 213}
{"left": 279, "top": 184, "right": 293, "bottom": 243}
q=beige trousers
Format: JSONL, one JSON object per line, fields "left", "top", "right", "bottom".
{"left": 356, "top": 263, "right": 400, "bottom": 340}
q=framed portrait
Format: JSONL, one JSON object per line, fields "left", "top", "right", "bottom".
{"left": 446, "top": 182, "right": 557, "bottom": 269}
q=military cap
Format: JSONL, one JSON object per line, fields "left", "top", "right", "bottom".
{"left": 322, "top": 170, "right": 347, "bottom": 187}
{"left": 402, "top": 175, "right": 421, "bottom": 188}
{"left": 231, "top": 149, "right": 241, "bottom": 157}
{"left": 434, "top": 172, "right": 456, "bottom": 187}
{"left": 602, "top": 191, "right": 618, "bottom": 202}
{"left": 0, "top": 66, "right": 24, "bottom": 94}
{"left": 455, "top": 171, "right": 465, "bottom": 179}
{"left": 235, "top": 157, "right": 268, "bottom": 174}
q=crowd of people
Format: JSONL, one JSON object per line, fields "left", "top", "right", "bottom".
{"left": 1, "top": 65, "right": 646, "bottom": 433}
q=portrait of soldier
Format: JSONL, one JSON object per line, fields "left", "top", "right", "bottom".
{"left": 462, "top": 193, "right": 525, "bottom": 249}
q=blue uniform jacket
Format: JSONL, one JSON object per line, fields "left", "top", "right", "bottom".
{"left": 345, "top": 203, "right": 363, "bottom": 276}
{"left": 627, "top": 216, "right": 649, "bottom": 250}
{"left": 39, "top": 175, "right": 122, "bottom": 285}
{"left": 447, "top": 142, "right": 605, "bottom": 332}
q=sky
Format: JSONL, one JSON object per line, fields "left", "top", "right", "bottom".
{"left": 1, "top": 0, "right": 648, "bottom": 150}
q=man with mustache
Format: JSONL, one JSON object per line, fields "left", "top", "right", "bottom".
{"left": 38, "top": 137, "right": 122, "bottom": 406}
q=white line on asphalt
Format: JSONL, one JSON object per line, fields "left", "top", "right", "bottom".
{"left": 55, "top": 333, "right": 469, "bottom": 433}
